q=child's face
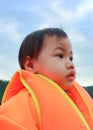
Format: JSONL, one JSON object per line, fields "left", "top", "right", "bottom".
{"left": 33, "top": 36, "right": 76, "bottom": 90}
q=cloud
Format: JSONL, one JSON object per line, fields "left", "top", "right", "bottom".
{"left": 36, "top": 0, "right": 93, "bottom": 26}
{"left": 0, "top": 0, "right": 93, "bottom": 86}
{"left": 0, "top": 18, "right": 22, "bottom": 80}
{"left": 0, "top": 55, "right": 19, "bottom": 80}
{"left": 68, "top": 28, "right": 86, "bottom": 43}
{"left": 76, "top": 65, "right": 93, "bottom": 86}
{"left": 0, "top": 18, "right": 22, "bottom": 45}
{"left": 73, "top": 0, "right": 93, "bottom": 19}
{"left": 0, "top": 55, "right": 4, "bottom": 61}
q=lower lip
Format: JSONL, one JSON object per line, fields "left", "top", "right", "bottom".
{"left": 66, "top": 76, "right": 75, "bottom": 81}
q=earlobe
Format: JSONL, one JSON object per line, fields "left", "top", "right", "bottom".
{"left": 23, "top": 56, "right": 37, "bottom": 73}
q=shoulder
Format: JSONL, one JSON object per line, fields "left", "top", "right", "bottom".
{"left": 0, "top": 89, "right": 39, "bottom": 129}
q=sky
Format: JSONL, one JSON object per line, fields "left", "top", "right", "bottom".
{"left": 0, "top": 0, "right": 93, "bottom": 86}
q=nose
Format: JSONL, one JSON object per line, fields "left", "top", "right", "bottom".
{"left": 65, "top": 61, "right": 75, "bottom": 69}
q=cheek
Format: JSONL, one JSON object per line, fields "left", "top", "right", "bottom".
{"left": 34, "top": 60, "right": 48, "bottom": 73}
{"left": 35, "top": 61, "right": 54, "bottom": 76}
{"left": 34, "top": 58, "right": 65, "bottom": 78}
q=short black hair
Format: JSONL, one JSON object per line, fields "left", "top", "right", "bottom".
{"left": 18, "top": 28, "right": 68, "bottom": 69}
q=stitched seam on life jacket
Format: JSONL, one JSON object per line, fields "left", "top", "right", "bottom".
{"left": 19, "top": 71, "right": 42, "bottom": 130}
{"left": 74, "top": 82, "right": 93, "bottom": 122}
{"left": 38, "top": 74, "right": 90, "bottom": 130}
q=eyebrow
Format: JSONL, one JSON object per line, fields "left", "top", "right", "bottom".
{"left": 54, "top": 47, "right": 73, "bottom": 54}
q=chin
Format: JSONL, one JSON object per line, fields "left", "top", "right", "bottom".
{"left": 60, "top": 82, "right": 73, "bottom": 90}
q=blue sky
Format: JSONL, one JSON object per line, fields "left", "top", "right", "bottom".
{"left": 0, "top": 0, "right": 93, "bottom": 86}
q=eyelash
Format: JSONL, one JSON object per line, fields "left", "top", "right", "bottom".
{"left": 56, "top": 54, "right": 63, "bottom": 59}
{"left": 56, "top": 54, "right": 73, "bottom": 61}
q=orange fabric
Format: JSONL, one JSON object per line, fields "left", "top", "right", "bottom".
{"left": 0, "top": 114, "right": 27, "bottom": 130}
{"left": 0, "top": 70, "right": 93, "bottom": 130}
{"left": 68, "top": 82, "right": 93, "bottom": 128}
{"left": 0, "top": 88, "right": 39, "bottom": 130}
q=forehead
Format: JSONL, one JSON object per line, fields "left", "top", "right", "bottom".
{"left": 42, "top": 35, "right": 72, "bottom": 51}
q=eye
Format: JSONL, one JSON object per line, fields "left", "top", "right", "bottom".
{"left": 57, "top": 54, "right": 63, "bottom": 59}
{"left": 70, "top": 56, "right": 73, "bottom": 61}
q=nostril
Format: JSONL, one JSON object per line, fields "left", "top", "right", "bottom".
{"left": 71, "top": 64, "right": 74, "bottom": 69}
{"left": 70, "top": 63, "right": 74, "bottom": 68}
{"left": 66, "top": 62, "right": 74, "bottom": 69}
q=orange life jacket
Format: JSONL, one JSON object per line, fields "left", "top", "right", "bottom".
{"left": 0, "top": 70, "right": 93, "bottom": 130}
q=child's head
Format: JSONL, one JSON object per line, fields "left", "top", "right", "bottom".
{"left": 18, "top": 28, "right": 76, "bottom": 90}
{"left": 19, "top": 28, "right": 67, "bottom": 69}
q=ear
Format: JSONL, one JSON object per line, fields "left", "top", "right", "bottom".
{"left": 23, "top": 56, "right": 37, "bottom": 73}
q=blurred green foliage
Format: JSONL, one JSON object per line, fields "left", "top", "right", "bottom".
{"left": 84, "top": 86, "right": 93, "bottom": 99}
{"left": 0, "top": 80, "right": 9, "bottom": 104}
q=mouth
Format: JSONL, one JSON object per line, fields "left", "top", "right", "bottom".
{"left": 66, "top": 71, "right": 75, "bottom": 81}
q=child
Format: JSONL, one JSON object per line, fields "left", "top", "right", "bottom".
{"left": 0, "top": 28, "right": 93, "bottom": 130}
